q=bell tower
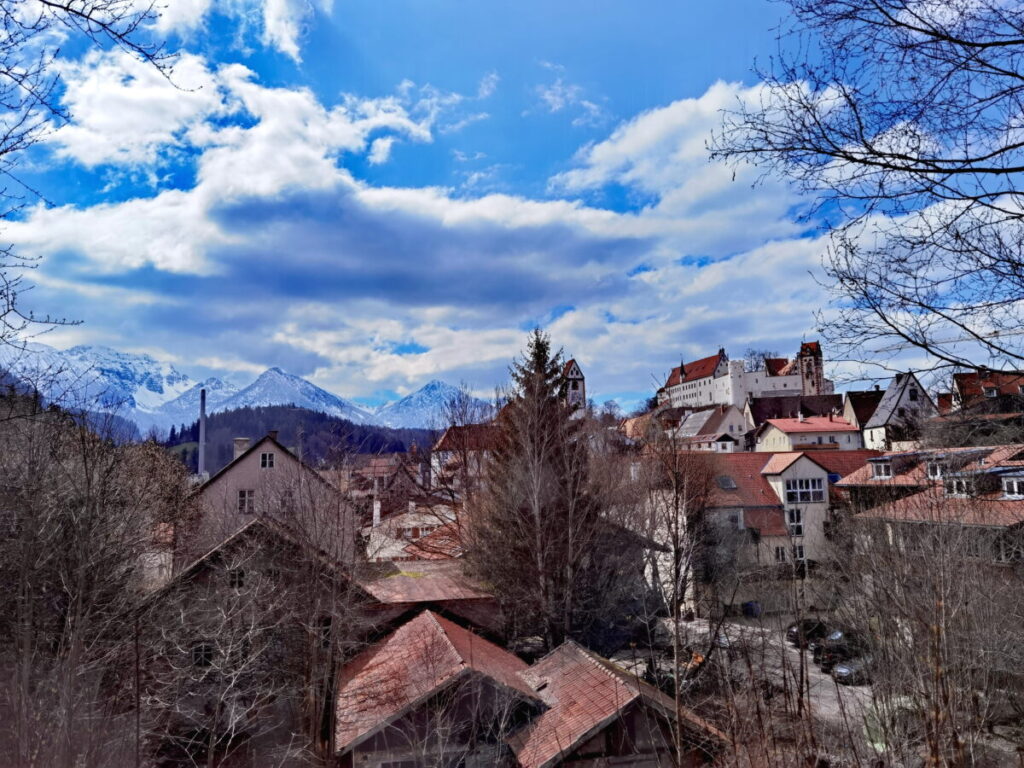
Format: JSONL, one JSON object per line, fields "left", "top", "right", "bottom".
{"left": 563, "top": 359, "right": 586, "bottom": 409}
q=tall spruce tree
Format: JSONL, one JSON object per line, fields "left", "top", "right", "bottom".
{"left": 467, "top": 330, "right": 615, "bottom": 651}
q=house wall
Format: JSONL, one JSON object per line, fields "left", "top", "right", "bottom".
{"left": 756, "top": 425, "right": 862, "bottom": 452}
{"left": 195, "top": 440, "right": 354, "bottom": 564}
{"left": 766, "top": 456, "right": 832, "bottom": 564}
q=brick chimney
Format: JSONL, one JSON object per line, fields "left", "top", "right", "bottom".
{"left": 233, "top": 437, "right": 251, "bottom": 460}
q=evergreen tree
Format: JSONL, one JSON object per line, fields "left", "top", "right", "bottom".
{"left": 467, "top": 329, "right": 617, "bottom": 651}
{"left": 167, "top": 425, "right": 177, "bottom": 444}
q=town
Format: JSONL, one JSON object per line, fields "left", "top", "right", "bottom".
{"left": 3, "top": 330, "right": 1023, "bottom": 767}
{"left": 2, "top": 0, "right": 1024, "bottom": 767}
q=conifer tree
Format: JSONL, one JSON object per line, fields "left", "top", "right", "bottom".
{"left": 467, "top": 330, "right": 619, "bottom": 651}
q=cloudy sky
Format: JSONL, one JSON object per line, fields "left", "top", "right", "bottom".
{"left": 10, "top": 0, "right": 834, "bottom": 410}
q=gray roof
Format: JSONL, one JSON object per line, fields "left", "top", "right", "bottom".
{"left": 864, "top": 372, "right": 937, "bottom": 429}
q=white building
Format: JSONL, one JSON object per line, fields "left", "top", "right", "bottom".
{"left": 862, "top": 372, "right": 937, "bottom": 451}
{"left": 658, "top": 342, "right": 833, "bottom": 410}
{"left": 755, "top": 415, "right": 863, "bottom": 451}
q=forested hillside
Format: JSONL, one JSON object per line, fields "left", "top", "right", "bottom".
{"left": 165, "top": 404, "right": 438, "bottom": 473}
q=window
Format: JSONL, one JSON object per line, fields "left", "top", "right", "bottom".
{"left": 237, "top": 489, "right": 255, "bottom": 514}
{"left": 873, "top": 462, "right": 893, "bottom": 478}
{"left": 897, "top": 407, "right": 906, "bottom": 418}
{"left": 260, "top": 452, "right": 275, "bottom": 469}
{"left": 945, "top": 478, "right": 973, "bottom": 496}
{"left": 774, "top": 546, "right": 787, "bottom": 563}
{"left": 192, "top": 642, "right": 214, "bottom": 668}
{"left": 927, "top": 462, "right": 943, "bottom": 479}
{"left": 792, "top": 544, "right": 806, "bottom": 560}
{"left": 1003, "top": 478, "right": 1024, "bottom": 497}
{"left": 785, "top": 477, "right": 824, "bottom": 503}
{"left": 909, "top": 387, "right": 919, "bottom": 401}
{"left": 787, "top": 508, "right": 803, "bottom": 537}
{"left": 229, "top": 569, "right": 245, "bottom": 589}
{"left": 571, "top": 381, "right": 579, "bottom": 390}
{"left": 985, "top": 386, "right": 998, "bottom": 398}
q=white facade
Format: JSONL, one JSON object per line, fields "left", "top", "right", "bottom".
{"left": 660, "top": 346, "right": 834, "bottom": 410}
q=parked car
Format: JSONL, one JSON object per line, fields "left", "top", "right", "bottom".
{"left": 832, "top": 655, "right": 873, "bottom": 685}
{"left": 819, "top": 630, "right": 869, "bottom": 673}
{"left": 785, "top": 618, "right": 829, "bottom": 648}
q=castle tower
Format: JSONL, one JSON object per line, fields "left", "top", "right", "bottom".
{"left": 797, "top": 341, "right": 826, "bottom": 396}
{"left": 563, "top": 359, "right": 586, "bottom": 409}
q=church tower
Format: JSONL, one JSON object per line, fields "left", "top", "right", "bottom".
{"left": 563, "top": 359, "right": 586, "bottom": 409}
{"left": 797, "top": 341, "right": 827, "bottom": 395}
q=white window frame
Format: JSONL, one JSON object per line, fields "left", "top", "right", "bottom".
{"left": 873, "top": 462, "right": 893, "bottom": 478}
{"left": 774, "top": 546, "right": 787, "bottom": 563}
{"left": 237, "top": 489, "right": 255, "bottom": 514}
{"left": 792, "top": 544, "right": 806, "bottom": 561}
{"left": 1002, "top": 477, "right": 1024, "bottom": 498}
{"left": 784, "top": 477, "right": 825, "bottom": 503}
{"left": 787, "top": 508, "right": 803, "bottom": 537}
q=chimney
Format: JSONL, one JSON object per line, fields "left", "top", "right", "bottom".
{"left": 198, "top": 388, "right": 207, "bottom": 478}
{"left": 408, "top": 500, "right": 416, "bottom": 514}
{"left": 233, "top": 437, "right": 251, "bottom": 460}
{"left": 268, "top": 430, "right": 279, "bottom": 442}
{"left": 372, "top": 499, "right": 381, "bottom": 527}
{"left": 874, "top": 384, "right": 881, "bottom": 391}
{"left": 798, "top": 412, "right": 805, "bottom": 422}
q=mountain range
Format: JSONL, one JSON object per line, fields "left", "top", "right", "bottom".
{"left": 0, "top": 342, "right": 489, "bottom": 433}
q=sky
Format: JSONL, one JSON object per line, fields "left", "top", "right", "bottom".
{"left": 7, "top": 0, "right": 841, "bottom": 411}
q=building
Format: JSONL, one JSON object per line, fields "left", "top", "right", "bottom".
{"left": 754, "top": 415, "right": 862, "bottom": 452}
{"left": 190, "top": 432, "right": 355, "bottom": 565}
{"left": 563, "top": 358, "right": 586, "bottom": 409}
{"left": 672, "top": 403, "right": 750, "bottom": 452}
{"left": 335, "top": 611, "right": 727, "bottom": 768}
{"left": 860, "top": 372, "right": 937, "bottom": 451}
{"left": 948, "top": 369, "right": 1024, "bottom": 411}
{"left": 657, "top": 342, "right": 833, "bottom": 410}
{"left": 842, "top": 388, "right": 886, "bottom": 431}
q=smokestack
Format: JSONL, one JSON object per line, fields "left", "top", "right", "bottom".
{"left": 372, "top": 499, "right": 381, "bottom": 527}
{"left": 198, "top": 388, "right": 207, "bottom": 478}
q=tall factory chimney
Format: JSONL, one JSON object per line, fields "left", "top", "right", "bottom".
{"left": 198, "top": 387, "right": 207, "bottom": 478}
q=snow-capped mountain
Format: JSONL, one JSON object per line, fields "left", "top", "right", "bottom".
{"left": 217, "top": 367, "right": 374, "bottom": 424}
{"left": 155, "top": 377, "right": 240, "bottom": 430}
{"left": 373, "top": 380, "right": 492, "bottom": 429}
{"left": 0, "top": 342, "right": 195, "bottom": 420}
{"left": 0, "top": 342, "right": 481, "bottom": 433}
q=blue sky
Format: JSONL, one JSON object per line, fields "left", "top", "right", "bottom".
{"left": 9, "top": 0, "right": 847, "bottom": 410}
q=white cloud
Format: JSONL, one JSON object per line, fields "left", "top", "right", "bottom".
{"left": 368, "top": 137, "right": 396, "bottom": 165}
{"left": 51, "top": 50, "right": 229, "bottom": 168}
{"left": 15, "top": 77, "right": 835, "bottom": 401}
{"left": 477, "top": 71, "right": 499, "bottom": 99}
{"left": 531, "top": 63, "right": 606, "bottom": 126}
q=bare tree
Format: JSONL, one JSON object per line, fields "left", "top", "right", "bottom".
{"left": 0, "top": 397, "right": 191, "bottom": 768}
{"left": 712, "top": 1, "right": 1024, "bottom": 372}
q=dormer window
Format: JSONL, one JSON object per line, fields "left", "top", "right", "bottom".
{"left": 984, "top": 387, "right": 998, "bottom": 398}
{"left": 1003, "top": 478, "right": 1024, "bottom": 497}
{"left": 927, "top": 462, "right": 942, "bottom": 479}
{"left": 873, "top": 462, "right": 893, "bottom": 478}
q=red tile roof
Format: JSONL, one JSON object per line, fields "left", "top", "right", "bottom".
{"left": 403, "top": 520, "right": 465, "bottom": 560}
{"left": 508, "top": 641, "right": 726, "bottom": 768}
{"left": 562, "top": 358, "right": 581, "bottom": 377}
{"left": 709, "top": 453, "right": 781, "bottom": 508}
{"left": 664, "top": 351, "right": 725, "bottom": 388}
{"left": 807, "top": 449, "right": 883, "bottom": 479}
{"left": 335, "top": 611, "right": 537, "bottom": 752}
{"left": 936, "top": 392, "right": 955, "bottom": 414}
{"left": 759, "top": 452, "right": 805, "bottom": 475}
{"left": 433, "top": 423, "right": 502, "bottom": 453}
{"left": 764, "top": 357, "right": 790, "bottom": 376}
{"left": 765, "top": 416, "right": 858, "bottom": 433}
{"left": 858, "top": 485, "right": 1024, "bottom": 528}
{"left": 358, "top": 559, "right": 491, "bottom": 604}
{"left": 954, "top": 370, "right": 1024, "bottom": 401}
{"left": 837, "top": 445, "right": 1024, "bottom": 488}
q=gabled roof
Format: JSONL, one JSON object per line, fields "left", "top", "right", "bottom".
{"left": 765, "top": 415, "right": 858, "bottom": 434}
{"left": 764, "top": 357, "right": 790, "bottom": 376}
{"left": 675, "top": 404, "right": 734, "bottom": 439}
{"left": 433, "top": 423, "right": 502, "bottom": 453}
{"left": 864, "top": 372, "right": 936, "bottom": 429}
{"left": 198, "top": 433, "right": 335, "bottom": 494}
{"left": 562, "top": 359, "right": 583, "bottom": 378}
{"left": 844, "top": 389, "right": 886, "bottom": 427}
{"left": 358, "top": 559, "right": 491, "bottom": 604}
{"left": 335, "top": 611, "right": 538, "bottom": 753}
{"left": 508, "top": 641, "right": 726, "bottom": 768}
{"left": 664, "top": 349, "right": 725, "bottom": 388}
{"left": 745, "top": 395, "right": 843, "bottom": 427}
